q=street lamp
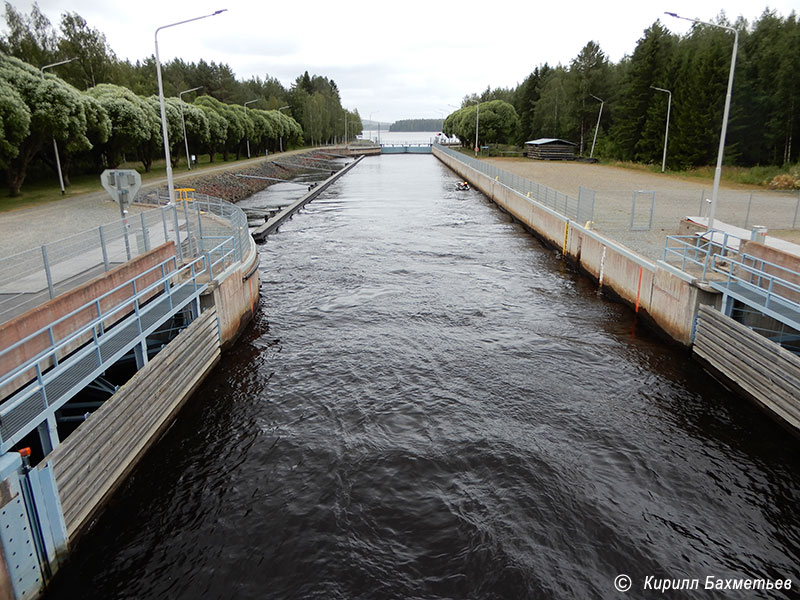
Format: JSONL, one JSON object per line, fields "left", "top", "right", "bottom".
{"left": 156, "top": 9, "right": 227, "bottom": 204}
{"left": 278, "top": 105, "right": 289, "bottom": 152}
{"left": 666, "top": 11, "right": 738, "bottom": 232}
{"left": 369, "top": 111, "right": 379, "bottom": 143}
{"left": 41, "top": 57, "right": 77, "bottom": 195}
{"left": 244, "top": 99, "right": 257, "bottom": 158}
{"left": 474, "top": 101, "right": 480, "bottom": 157}
{"left": 179, "top": 86, "right": 202, "bottom": 170}
{"left": 650, "top": 86, "right": 672, "bottom": 173}
{"left": 589, "top": 94, "right": 604, "bottom": 159}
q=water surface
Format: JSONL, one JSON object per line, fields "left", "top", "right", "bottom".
{"left": 48, "top": 155, "right": 800, "bottom": 599}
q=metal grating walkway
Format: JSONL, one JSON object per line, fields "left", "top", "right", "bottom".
{"left": 0, "top": 281, "right": 201, "bottom": 451}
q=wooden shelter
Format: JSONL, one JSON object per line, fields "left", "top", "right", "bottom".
{"left": 524, "top": 138, "right": 577, "bottom": 160}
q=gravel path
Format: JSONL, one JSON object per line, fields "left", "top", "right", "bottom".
{"left": 485, "top": 158, "right": 800, "bottom": 260}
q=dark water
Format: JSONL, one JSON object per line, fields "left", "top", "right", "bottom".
{"left": 48, "top": 156, "right": 800, "bottom": 599}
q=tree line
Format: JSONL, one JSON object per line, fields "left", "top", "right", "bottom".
{"left": 389, "top": 119, "right": 444, "bottom": 132}
{"left": 0, "top": 2, "right": 362, "bottom": 196}
{"left": 445, "top": 9, "right": 800, "bottom": 169}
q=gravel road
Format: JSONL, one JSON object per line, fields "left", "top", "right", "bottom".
{"left": 485, "top": 158, "right": 800, "bottom": 260}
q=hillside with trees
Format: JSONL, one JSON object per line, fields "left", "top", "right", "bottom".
{"left": 390, "top": 119, "right": 444, "bottom": 132}
{"left": 0, "top": 2, "right": 362, "bottom": 196}
{"left": 445, "top": 9, "right": 800, "bottom": 170}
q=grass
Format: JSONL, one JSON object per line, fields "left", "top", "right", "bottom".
{"left": 600, "top": 159, "right": 797, "bottom": 188}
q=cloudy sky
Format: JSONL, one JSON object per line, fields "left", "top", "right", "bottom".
{"left": 9, "top": 0, "right": 799, "bottom": 123}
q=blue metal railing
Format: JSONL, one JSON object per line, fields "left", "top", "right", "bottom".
{"left": 0, "top": 236, "right": 234, "bottom": 453}
{"left": 711, "top": 253, "right": 800, "bottom": 315}
{"left": 663, "top": 230, "right": 744, "bottom": 279}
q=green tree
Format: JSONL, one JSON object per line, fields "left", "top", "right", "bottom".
{"left": 609, "top": 22, "right": 677, "bottom": 162}
{"left": 0, "top": 80, "right": 30, "bottom": 169}
{"left": 530, "top": 66, "right": 572, "bottom": 140}
{"left": 567, "top": 41, "right": 611, "bottom": 154}
{"left": 57, "top": 11, "right": 116, "bottom": 89}
{"left": 86, "top": 83, "right": 150, "bottom": 168}
{"left": 0, "top": 2, "right": 57, "bottom": 67}
{"left": 196, "top": 102, "right": 227, "bottom": 162}
{"left": 0, "top": 53, "right": 91, "bottom": 195}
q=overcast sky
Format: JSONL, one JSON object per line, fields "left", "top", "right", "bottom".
{"left": 9, "top": 0, "right": 799, "bottom": 123}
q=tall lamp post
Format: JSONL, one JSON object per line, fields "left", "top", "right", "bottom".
{"left": 244, "top": 99, "right": 257, "bottom": 158}
{"left": 666, "top": 11, "right": 738, "bottom": 232}
{"left": 474, "top": 102, "right": 480, "bottom": 156}
{"left": 589, "top": 94, "right": 604, "bottom": 159}
{"left": 650, "top": 86, "right": 672, "bottom": 173}
{"left": 41, "top": 58, "right": 77, "bottom": 195}
{"left": 156, "top": 9, "right": 227, "bottom": 204}
{"left": 179, "top": 86, "right": 202, "bottom": 170}
{"left": 278, "top": 105, "right": 289, "bottom": 152}
{"left": 369, "top": 111, "right": 379, "bottom": 143}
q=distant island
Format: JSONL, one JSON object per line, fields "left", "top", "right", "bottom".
{"left": 389, "top": 119, "right": 444, "bottom": 132}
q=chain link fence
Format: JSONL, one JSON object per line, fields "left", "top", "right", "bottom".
{"left": 591, "top": 187, "right": 800, "bottom": 234}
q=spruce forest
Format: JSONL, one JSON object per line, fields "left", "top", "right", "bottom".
{"left": 447, "top": 10, "right": 799, "bottom": 170}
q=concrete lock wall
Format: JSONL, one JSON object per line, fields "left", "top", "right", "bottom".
{"left": 202, "top": 229, "right": 261, "bottom": 347}
{"left": 433, "top": 147, "right": 713, "bottom": 345}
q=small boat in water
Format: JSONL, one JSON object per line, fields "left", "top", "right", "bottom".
{"left": 456, "top": 181, "right": 470, "bottom": 191}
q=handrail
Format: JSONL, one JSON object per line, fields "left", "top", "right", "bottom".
{"left": 0, "top": 236, "right": 233, "bottom": 386}
{"left": 663, "top": 230, "right": 744, "bottom": 279}
{"left": 1, "top": 255, "right": 179, "bottom": 363}
{"left": 711, "top": 253, "right": 800, "bottom": 311}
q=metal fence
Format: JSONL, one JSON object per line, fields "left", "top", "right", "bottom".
{"left": 0, "top": 250, "right": 213, "bottom": 453}
{"left": 0, "top": 194, "right": 249, "bottom": 325}
{"left": 592, "top": 187, "right": 800, "bottom": 234}
{"left": 435, "top": 145, "right": 595, "bottom": 224}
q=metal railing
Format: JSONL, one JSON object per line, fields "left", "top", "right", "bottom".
{"left": 0, "top": 241, "right": 228, "bottom": 453}
{"left": 0, "top": 194, "right": 250, "bottom": 325}
{"left": 435, "top": 145, "right": 595, "bottom": 224}
{"left": 713, "top": 253, "right": 800, "bottom": 312}
{"left": 663, "top": 230, "right": 744, "bottom": 279}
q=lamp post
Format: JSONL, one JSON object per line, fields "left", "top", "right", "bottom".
{"left": 589, "top": 94, "right": 604, "bottom": 159}
{"left": 369, "top": 110, "right": 381, "bottom": 144}
{"left": 278, "top": 105, "right": 289, "bottom": 152}
{"left": 666, "top": 11, "right": 738, "bottom": 232}
{"left": 156, "top": 9, "right": 227, "bottom": 204}
{"left": 650, "top": 86, "right": 672, "bottom": 173}
{"left": 179, "top": 86, "right": 202, "bottom": 170}
{"left": 474, "top": 101, "right": 480, "bottom": 157}
{"left": 244, "top": 99, "right": 257, "bottom": 158}
{"left": 41, "top": 58, "right": 77, "bottom": 195}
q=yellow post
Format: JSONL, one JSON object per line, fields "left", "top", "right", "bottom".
{"left": 562, "top": 221, "right": 569, "bottom": 257}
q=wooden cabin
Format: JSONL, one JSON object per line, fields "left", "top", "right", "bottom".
{"left": 523, "top": 138, "right": 577, "bottom": 160}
